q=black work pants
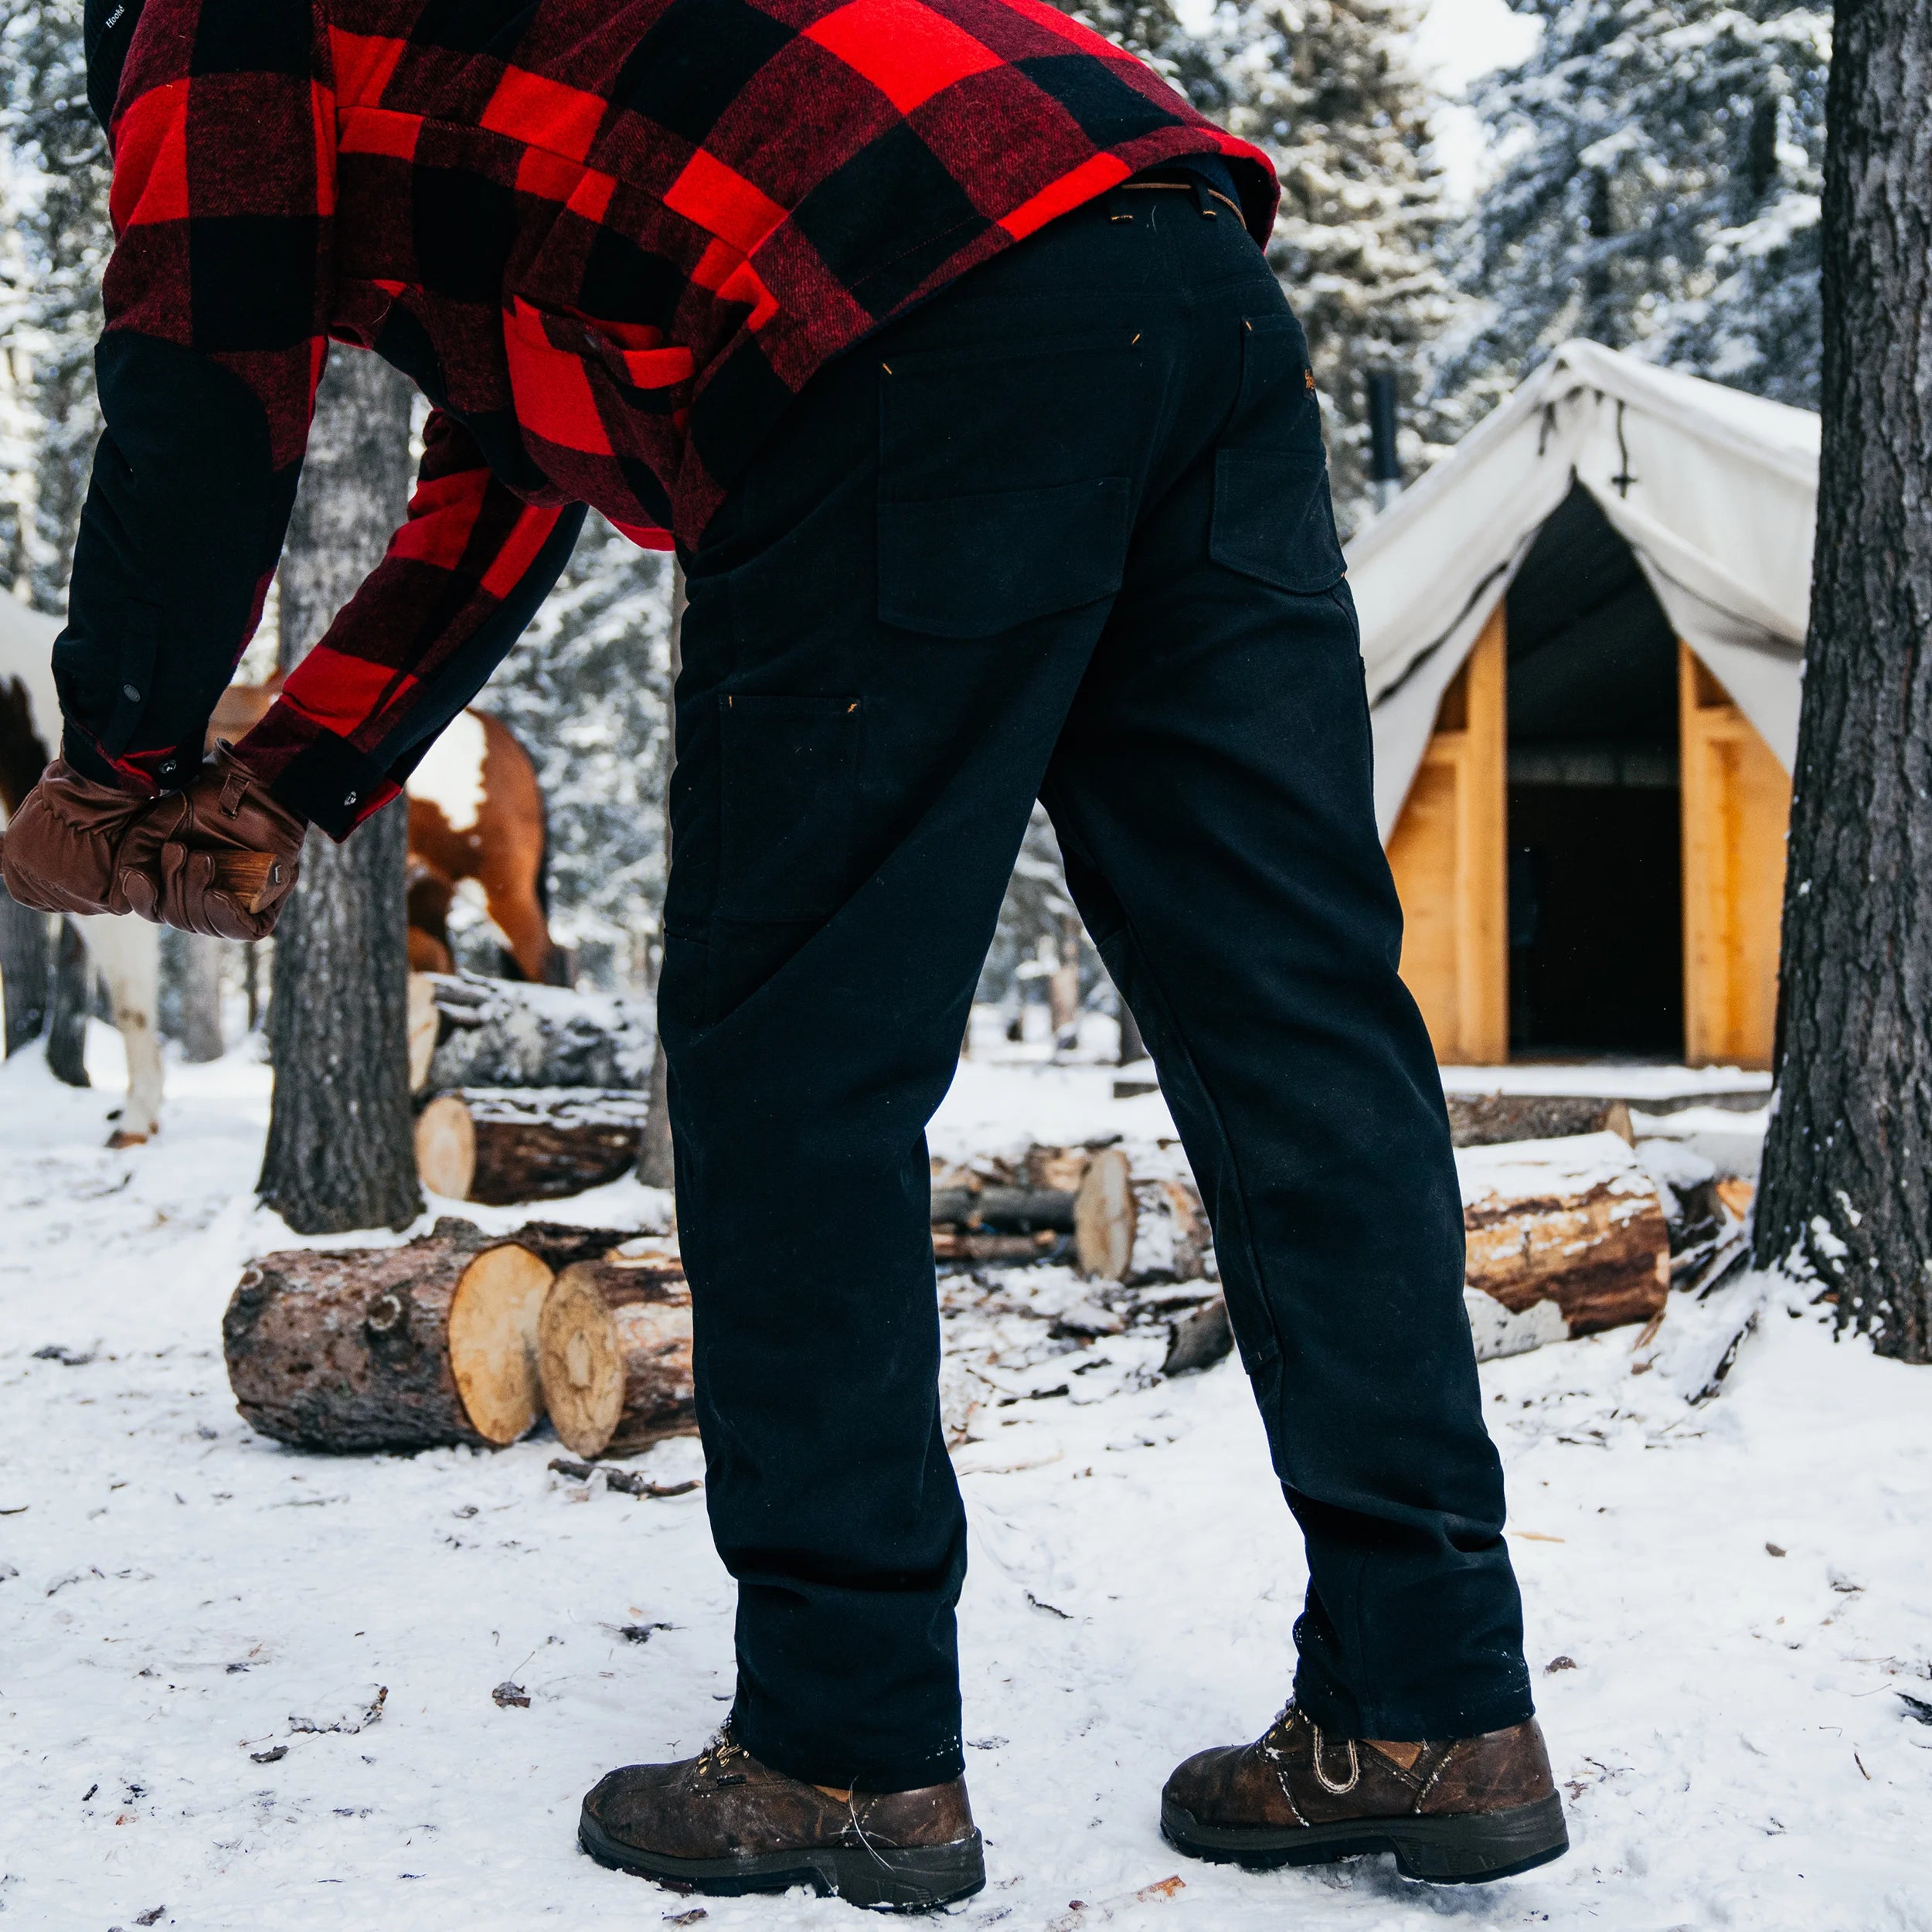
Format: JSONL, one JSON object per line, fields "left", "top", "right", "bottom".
{"left": 660, "top": 182, "right": 1532, "bottom": 1794}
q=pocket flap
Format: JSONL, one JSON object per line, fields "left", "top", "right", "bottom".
{"left": 1211, "top": 447, "right": 1345, "bottom": 595}
{"left": 879, "top": 478, "right": 1131, "bottom": 639}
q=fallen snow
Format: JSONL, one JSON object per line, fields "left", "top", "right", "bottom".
{"left": 2, "top": 1034, "right": 1930, "bottom": 1932}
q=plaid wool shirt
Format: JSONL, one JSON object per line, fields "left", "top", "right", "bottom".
{"left": 56, "top": 0, "right": 1276, "bottom": 835}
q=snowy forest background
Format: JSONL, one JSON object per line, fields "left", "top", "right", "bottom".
{"left": 0, "top": 0, "right": 1828, "bottom": 1009}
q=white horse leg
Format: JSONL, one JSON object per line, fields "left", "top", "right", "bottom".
{"left": 72, "top": 913, "right": 164, "bottom": 1145}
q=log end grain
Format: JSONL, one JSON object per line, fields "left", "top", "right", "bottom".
{"left": 416, "top": 1094, "right": 476, "bottom": 1200}
{"left": 539, "top": 1257, "right": 695, "bottom": 1459}
{"left": 446, "top": 1242, "right": 554, "bottom": 1445}
{"left": 539, "top": 1263, "right": 629, "bottom": 1458}
{"left": 1074, "top": 1147, "right": 1134, "bottom": 1281}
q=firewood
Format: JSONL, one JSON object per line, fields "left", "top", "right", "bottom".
{"left": 1447, "top": 1093, "right": 1635, "bottom": 1148}
{"left": 415, "top": 1088, "right": 650, "bottom": 1204}
{"left": 932, "top": 1228, "right": 1062, "bottom": 1263}
{"left": 538, "top": 1256, "right": 696, "bottom": 1459}
{"left": 1459, "top": 1131, "right": 1669, "bottom": 1341}
{"left": 222, "top": 1224, "right": 558, "bottom": 1451}
{"left": 928, "top": 1184, "right": 1077, "bottom": 1232}
{"left": 1073, "top": 1147, "right": 1210, "bottom": 1284}
{"left": 411, "top": 971, "right": 655, "bottom": 1094}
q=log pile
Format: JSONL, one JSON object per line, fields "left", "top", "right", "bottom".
{"left": 932, "top": 1124, "right": 1681, "bottom": 1372}
{"left": 222, "top": 1220, "right": 624, "bottom": 1451}
{"left": 414, "top": 1088, "right": 651, "bottom": 1204}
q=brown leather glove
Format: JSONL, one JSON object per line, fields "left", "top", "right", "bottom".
{"left": 2, "top": 745, "right": 305, "bottom": 940}
{"left": 0, "top": 757, "right": 156, "bottom": 919}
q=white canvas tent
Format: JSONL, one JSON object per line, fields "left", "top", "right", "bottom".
{"left": 1345, "top": 342, "right": 1817, "bottom": 1070}
{"left": 1352, "top": 338, "right": 1817, "bottom": 842}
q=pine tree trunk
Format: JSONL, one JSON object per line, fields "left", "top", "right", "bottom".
{"left": 45, "top": 917, "right": 90, "bottom": 1087}
{"left": 638, "top": 562, "right": 685, "bottom": 1192}
{"left": 258, "top": 352, "right": 421, "bottom": 1234}
{"left": 0, "top": 888, "right": 48, "bottom": 1055}
{"left": 1753, "top": 2, "right": 1932, "bottom": 1361}
{"left": 166, "top": 930, "right": 226, "bottom": 1063}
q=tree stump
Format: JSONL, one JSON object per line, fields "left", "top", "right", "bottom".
{"left": 223, "top": 1226, "right": 558, "bottom": 1451}
{"left": 414, "top": 1088, "right": 650, "bottom": 1203}
{"left": 1073, "top": 1147, "right": 1211, "bottom": 1284}
{"left": 538, "top": 1255, "right": 696, "bottom": 1458}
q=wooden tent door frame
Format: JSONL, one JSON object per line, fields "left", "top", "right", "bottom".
{"left": 1384, "top": 605, "right": 1509, "bottom": 1064}
{"left": 1679, "top": 642, "right": 1790, "bottom": 1070}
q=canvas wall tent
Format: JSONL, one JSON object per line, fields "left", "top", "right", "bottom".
{"left": 1351, "top": 340, "right": 1815, "bottom": 1070}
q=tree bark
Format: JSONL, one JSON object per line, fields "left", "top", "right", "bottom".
{"left": 1446, "top": 1094, "right": 1634, "bottom": 1148}
{"left": 165, "top": 930, "right": 226, "bottom": 1063}
{"left": 258, "top": 351, "right": 421, "bottom": 1234}
{"left": 1753, "top": 2, "right": 1932, "bottom": 1360}
{"left": 0, "top": 887, "right": 48, "bottom": 1055}
{"left": 223, "top": 1226, "right": 556, "bottom": 1451}
{"left": 44, "top": 917, "right": 89, "bottom": 1086}
{"left": 410, "top": 970, "right": 655, "bottom": 1094}
{"left": 638, "top": 562, "right": 685, "bottom": 1192}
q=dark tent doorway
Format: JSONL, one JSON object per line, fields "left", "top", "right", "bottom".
{"left": 1504, "top": 484, "right": 1683, "bottom": 1057}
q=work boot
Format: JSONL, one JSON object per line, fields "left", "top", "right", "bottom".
{"left": 1162, "top": 1702, "right": 1567, "bottom": 1884}
{"left": 579, "top": 1726, "right": 985, "bottom": 1911}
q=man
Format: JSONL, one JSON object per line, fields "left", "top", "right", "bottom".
{"left": 3, "top": 0, "right": 1566, "bottom": 1909}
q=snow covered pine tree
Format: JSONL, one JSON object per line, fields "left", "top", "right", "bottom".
{"left": 1440, "top": 0, "right": 1828, "bottom": 410}
{"left": 1063, "top": 0, "right": 1454, "bottom": 534}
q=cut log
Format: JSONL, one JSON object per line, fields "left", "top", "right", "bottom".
{"left": 538, "top": 1256, "right": 696, "bottom": 1458}
{"left": 412, "top": 970, "right": 655, "bottom": 1094}
{"left": 1073, "top": 1147, "right": 1211, "bottom": 1285}
{"left": 415, "top": 1088, "right": 650, "bottom": 1204}
{"left": 1459, "top": 1131, "right": 1669, "bottom": 1342}
{"left": 223, "top": 1225, "right": 557, "bottom": 1451}
{"left": 1447, "top": 1093, "right": 1635, "bottom": 1148}
{"left": 929, "top": 1185, "right": 1077, "bottom": 1232}
{"left": 932, "top": 1228, "right": 1062, "bottom": 1264}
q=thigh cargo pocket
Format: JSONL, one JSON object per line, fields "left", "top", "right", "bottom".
{"left": 1211, "top": 447, "right": 1345, "bottom": 594}
{"left": 1210, "top": 312, "right": 1345, "bottom": 595}
{"left": 718, "top": 693, "right": 861, "bottom": 922}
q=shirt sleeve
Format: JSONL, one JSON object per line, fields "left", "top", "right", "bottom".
{"left": 55, "top": 0, "right": 334, "bottom": 797}
{"left": 236, "top": 409, "right": 585, "bottom": 838}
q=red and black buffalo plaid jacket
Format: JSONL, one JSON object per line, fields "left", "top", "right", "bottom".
{"left": 56, "top": 0, "right": 1275, "bottom": 835}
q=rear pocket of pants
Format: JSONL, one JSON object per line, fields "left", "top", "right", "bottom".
{"left": 718, "top": 694, "right": 861, "bottom": 920}
{"left": 1210, "top": 447, "right": 1345, "bottom": 594}
{"left": 879, "top": 477, "right": 1131, "bottom": 638}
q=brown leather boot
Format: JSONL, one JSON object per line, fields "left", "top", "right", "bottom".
{"left": 579, "top": 1727, "right": 985, "bottom": 1910}
{"left": 1162, "top": 1702, "right": 1567, "bottom": 1884}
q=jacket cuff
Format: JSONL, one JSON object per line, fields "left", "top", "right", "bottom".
{"left": 233, "top": 703, "right": 395, "bottom": 839}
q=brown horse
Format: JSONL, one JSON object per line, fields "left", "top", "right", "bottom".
{"left": 208, "top": 676, "right": 563, "bottom": 983}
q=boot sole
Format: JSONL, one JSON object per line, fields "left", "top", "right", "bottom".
{"left": 1162, "top": 1789, "right": 1568, "bottom": 1885}
{"left": 579, "top": 1804, "right": 986, "bottom": 1913}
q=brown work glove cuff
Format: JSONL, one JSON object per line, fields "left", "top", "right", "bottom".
{"left": 117, "top": 743, "right": 308, "bottom": 941}
{"left": 0, "top": 759, "right": 156, "bottom": 917}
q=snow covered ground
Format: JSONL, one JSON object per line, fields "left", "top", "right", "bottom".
{"left": 3, "top": 1031, "right": 1930, "bottom": 1932}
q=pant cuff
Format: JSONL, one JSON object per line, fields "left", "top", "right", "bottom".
{"left": 730, "top": 1704, "right": 967, "bottom": 1794}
